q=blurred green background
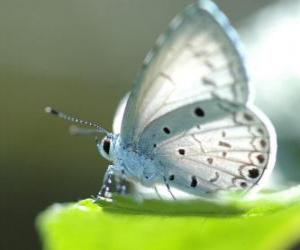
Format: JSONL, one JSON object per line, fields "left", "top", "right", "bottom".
{"left": 2, "top": 0, "right": 299, "bottom": 249}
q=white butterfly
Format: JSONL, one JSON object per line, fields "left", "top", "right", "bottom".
{"left": 46, "top": 0, "right": 277, "bottom": 200}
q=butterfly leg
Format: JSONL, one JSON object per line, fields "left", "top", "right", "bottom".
{"left": 97, "top": 165, "right": 126, "bottom": 200}
{"left": 96, "top": 165, "right": 132, "bottom": 201}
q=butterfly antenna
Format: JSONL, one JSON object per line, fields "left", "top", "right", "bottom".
{"left": 163, "top": 176, "right": 176, "bottom": 201}
{"left": 45, "top": 106, "right": 109, "bottom": 135}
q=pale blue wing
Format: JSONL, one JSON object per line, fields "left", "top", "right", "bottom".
{"left": 153, "top": 107, "right": 276, "bottom": 196}
{"left": 113, "top": 92, "right": 130, "bottom": 134}
{"left": 138, "top": 98, "right": 241, "bottom": 154}
{"left": 120, "top": 0, "right": 248, "bottom": 147}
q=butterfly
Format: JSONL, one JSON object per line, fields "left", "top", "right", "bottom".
{"left": 46, "top": 0, "right": 277, "bottom": 201}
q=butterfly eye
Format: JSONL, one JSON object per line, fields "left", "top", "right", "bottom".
{"left": 100, "top": 137, "right": 114, "bottom": 161}
{"left": 103, "top": 140, "right": 111, "bottom": 155}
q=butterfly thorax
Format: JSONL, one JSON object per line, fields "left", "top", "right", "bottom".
{"left": 113, "top": 135, "right": 162, "bottom": 186}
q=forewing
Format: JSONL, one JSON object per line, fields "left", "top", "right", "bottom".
{"left": 112, "top": 93, "right": 130, "bottom": 134}
{"left": 153, "top": 107, "right": 276, "bottom": 196}
{"left": 120, "top": 0, "right": 248, "bottom": 146}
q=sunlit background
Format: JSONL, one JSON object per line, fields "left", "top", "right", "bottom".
{"left": 2, "top": 0, "right": 300, "bottom": 249}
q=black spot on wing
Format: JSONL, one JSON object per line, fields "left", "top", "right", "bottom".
{"left": 169, "top": 175, "right": 175, "bottom": 181}
{"left": 257, "top": 154, "right": 265, "bottom": 164}
{"left": 240, "top": 182, "right": 248, "bottom": 188}
{"left": 202, "top": 77, "right": 216, "bottom": 86}
{"left": 207, "top": 158, "right": 213, "bottom": 164}
{"left": 178, "top": 149, "right": 185, "bottom": 155}
{"left": 257, "top": 128, "right": 264, "bottom": 135}
{"left": 248, "top": 168, "right": 260, "bottom": 179}
{"left": 260, "top": 139, "right": 267, "bottom": 148}
{"left": 219, "top": 141, "right": 231, "bottom": 148}
{"left": 244, "top": 113, "right": 254, "bottom": 121}
{"left": 163, "top": 127, "right": 171, "bottom": 134}
{"left": 194, "top": 107, "right": 205, "bottom": 117}
{"left": 190, "top": 176, "right": 197, "bottom": 188}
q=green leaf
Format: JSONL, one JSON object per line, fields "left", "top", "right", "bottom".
{"left": 37, "top": 187, "right": 300, "bottom": 250}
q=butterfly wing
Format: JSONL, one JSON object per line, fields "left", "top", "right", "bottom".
{"left": 112, "top": 92, "right": 130, "bottom": 134}
{"left": 112, "top": 0, "right": 276, "bottom": 198}
{"left": 153, "top": 106, "right": 276, "bottom": 196}
{"left": 120, "top": 0, "right": 248, "bottom": 146}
